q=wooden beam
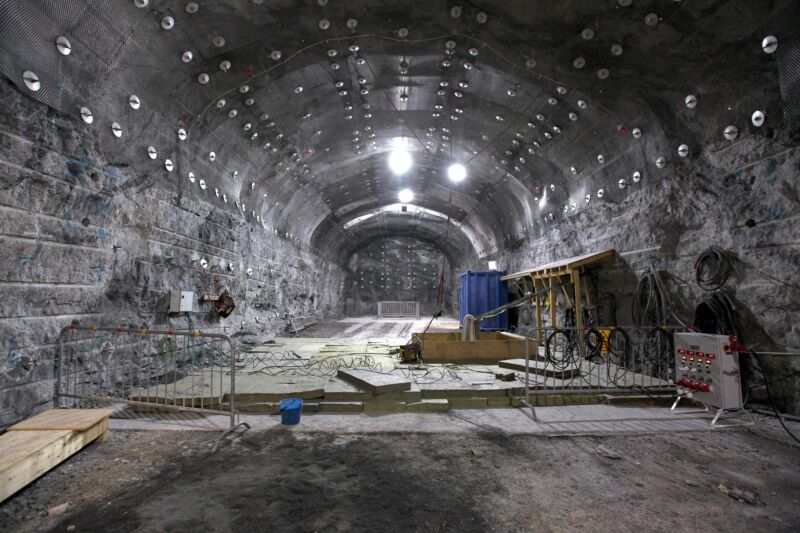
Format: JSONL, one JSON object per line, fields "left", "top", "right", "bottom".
{"left": 1, "top": 418, "right": 108, "bottom": 503}
{"left": 534, "top": 277, "right": 543, "bottom": 342}
{"left": 571, "top": 268, "right": 585, "bottom": 359}
{"left": 337, "top": 369, "right": 411, "bottom": 394}
{"left": 421, "top": 339, "right": 527, "bottom": 364}
{"left": 8, "top": 408, "right": 115, "bottom": 432}
{"left": 500, "top": 249, "right": 617, "bottom": 281}
{"left": 583, "top": 270, "right": 596, "bottom": 323}
{"left": 498, "top": 359, "right": 581, "bottom": 379}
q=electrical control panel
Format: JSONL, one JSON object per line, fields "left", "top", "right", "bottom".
{"left": 168, "top": 290, "right": 194, "bottom": 313}
{"left": 674, "top": 332, "right": 742, "bottom": 410}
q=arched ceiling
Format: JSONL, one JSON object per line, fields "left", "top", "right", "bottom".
{"left": 1, "top": 0, "right": 795, "bottom": 265}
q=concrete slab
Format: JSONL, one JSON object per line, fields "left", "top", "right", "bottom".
{"left": 363, "top": 401, "right": 407, "bottom": 413}
{"left": 318, "top": 402, "right": 364, "bottom": 413}
{"left": 337, "top": 369, "right": 412, "bottom": 394}
{"left": 499, "top": 358, "right": 581, "bottom": 379}
{"left": 448, "top": 398, "right": 489, "bottom": 409}
{"left": 108, "top": 404, "right": 748, "bottom": 437}
{"left": 406, "top": 399, "right": 450, "bottom": 412}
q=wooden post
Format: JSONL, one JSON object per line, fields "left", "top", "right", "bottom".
{"left": 582, "top": 268, "right": 595, "bottom": 324}
{"left": 571, "top": 269, "right": 585, "bottom": 359}
{"left": 533, "top": 276, "right": 543, "bottom": 352}
{"left": 549, "top": 276, "right": 557, "bottom": 328}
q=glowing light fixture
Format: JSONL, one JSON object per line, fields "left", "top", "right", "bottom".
{"left": 447, "top": 163, "right": 466, "bottom": 182}
{"left": 389, "top": 149, "right": 412, "bottom": 175}
{"left": 398, "top": 188, "right": 414, "bottom": 203}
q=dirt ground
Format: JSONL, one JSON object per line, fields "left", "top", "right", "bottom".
{"left": 2, "top": 424, "right": 799, "bottom": 532}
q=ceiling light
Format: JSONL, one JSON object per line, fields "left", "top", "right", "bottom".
{"left": 389, "top": 149, "right": 412, "bottom": 175}
{"left": 447, "top": 163, "right": 466, "bottom": 182}
{"left": 398, "top": 188, "right": 414, "bottom": 203}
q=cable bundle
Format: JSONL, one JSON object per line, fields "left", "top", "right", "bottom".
{"left": 694, "top": 246, "right": 732, "bottom": 291}
{"left": 693, "top": 290, "right": 741, "bottom": 338}
{"left": 632, "top": 265, "right": 673, "bottom": 326}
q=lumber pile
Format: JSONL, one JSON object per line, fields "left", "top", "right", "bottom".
{"left": 0, "top": 408, "right": 113, "bottom": 502}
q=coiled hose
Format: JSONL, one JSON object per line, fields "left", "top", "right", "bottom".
{"left": 695, "top": 246, "right": 732, "bottom": 291}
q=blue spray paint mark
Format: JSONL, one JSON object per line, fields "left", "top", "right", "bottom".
{"left": 5, "top": 337, "right": 30, "bottom": 366}
{"left": 97, "top": 227, "right": 107, "bottom": 245}
{"left": 17, "top": 255, "right": 37, "bottom": 278}
{"left": 770, "top": 204, "right": 786, "bottom": 221}
{"left": 104, "top": 165, "right": 120, "bottom": 183}
{"left": 89, "top": 265, "right": 104, "bottom": 281}
{"left": 66, "top": 153, "right": 121, "bottom": 187}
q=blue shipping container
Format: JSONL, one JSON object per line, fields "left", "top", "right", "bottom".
{"left": 459, "top": 270, "right": 509, "bottom": 331}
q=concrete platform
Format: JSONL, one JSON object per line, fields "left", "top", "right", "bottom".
{"left": 108, "top": 404, "right": 752, "bottom": 437}
{"left": 129, "top": 317, "right": 675, "bottom": 414}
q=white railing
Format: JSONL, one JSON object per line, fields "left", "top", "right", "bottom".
{"left": 377, "top": 301, "right": 420, "bottom": 319}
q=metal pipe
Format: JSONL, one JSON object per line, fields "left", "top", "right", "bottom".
{"left": 475, "top": 282, "right": 571, "bottom": 323}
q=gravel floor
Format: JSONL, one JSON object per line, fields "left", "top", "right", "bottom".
{"left": 2, "top": 419, "right": 799, "bottom": 532}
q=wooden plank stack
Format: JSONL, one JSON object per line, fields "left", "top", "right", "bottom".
{"left": 0, "top": 408, "right": 114, "bottom": 503}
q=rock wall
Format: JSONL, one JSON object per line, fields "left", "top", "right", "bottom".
{"left": 0, "top": 79, "right": 345, "bottom": 427}
{"left": 464, "top": 139, "right": 800, "bottom": 413}
{"left": 342, "top": 236, "right": 455, "bottom": 316}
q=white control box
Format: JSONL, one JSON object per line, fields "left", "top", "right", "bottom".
{"left": 168, "top": 290, "right": 194, "bottom": 313}
{"left": 674, "top": 332, "right": 742, "bottom": 410}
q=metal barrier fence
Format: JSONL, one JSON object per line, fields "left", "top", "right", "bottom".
{"left": 56, "top": 326, "right": 237, "bottom": 429}
{"left": 377, "top": 301, "right": 420, "bottom": 319}
{"left": 515, "top": 326, "right": 679, "bottom": 414}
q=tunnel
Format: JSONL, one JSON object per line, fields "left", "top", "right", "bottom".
{"left": 1, "top": 1, "right": 799, "bottom": 426}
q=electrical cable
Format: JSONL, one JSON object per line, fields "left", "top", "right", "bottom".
{"left": 695, "top": 246, "right": 732, "bottom": 291}
{"left": 748, "top": 348, "right": 800, "bottom": 445}
{"left": 632, "top": 265, "right": 681, "bottom": 327}
{"left": 693, "top": 290, "right": 740, "bottom": 338}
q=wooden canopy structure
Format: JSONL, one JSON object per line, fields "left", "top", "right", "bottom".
{"left": 501, "top": 250, "right": 618, "bottom": 352}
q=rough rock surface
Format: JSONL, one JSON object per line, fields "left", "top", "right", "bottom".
{"left": 0, "top": 79, "right": 344, "bottom": 427}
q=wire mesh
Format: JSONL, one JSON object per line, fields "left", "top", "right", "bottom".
{"left": 0, "top": 0, "right": 139, "bottom": 114}
{"left": 519, "top": 326, "right": 679, "bottom": 398}
{"left": 56, "top": 326, "right": 237, "bottom": 427}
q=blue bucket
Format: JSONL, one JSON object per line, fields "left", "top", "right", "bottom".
{"left": 279, "top": 398, "right": 303, "bottom": 425}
